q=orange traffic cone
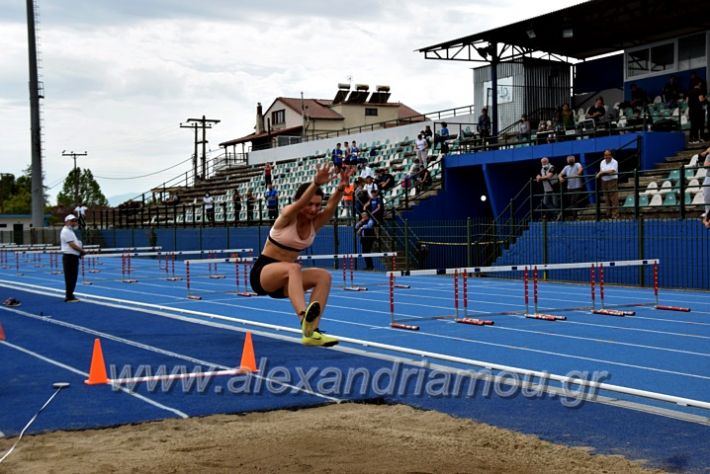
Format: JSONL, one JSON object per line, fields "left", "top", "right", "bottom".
{"left": 239, "top": 332, "right": 257, "bottom": 372}
{"left": 0, "top": 322, "right": 5, "bottom": 341}
{"left": 85, "top": 338, "right": 109, "bottom": 385}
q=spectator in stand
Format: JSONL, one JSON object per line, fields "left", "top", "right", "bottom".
{"left": 233, "top": 189, "right": 242, "bottom": 222}
{"left": 203, "top": 192, "right": 215, "bottom": 225}
{"left": 629, "top": 83, "right": 648, "bottom": 108}
{"left": 662, "top": 76, "right": 681, "bottom": 108}
{"left": 586, "top": 97, "right": 607, "bottom": 127}
{"left": 560, "top": 103, "right": 575, "bottom": 131}
{"left": 331, "top": 143, "right": 344, "bottom": 170}
{"left": 536, "top": 157, "right": 559, "bottom": 219}
{"left": 367, "top": 146, "right": 377, "bottom": 163}
{"left": 423, "top": 125, "right": 434, "bottom": 147}
{"left": 375, "top": 168, "right": 395, "bottom": 192}
{"left": 517, "top": 114, "right": 531, "bottom": 141}
{"left": 436, "top": 122, "right": 450, "bottom": 153}
{"left": 354, "top": 178, "right": 368, "bottom": 216}
{"left": 688, "top": 80, "right": 707, "bottom": 144}
{"left": 342, "top": 180, "right": 354, "bottom": 219}
{"left": 264, "top": 162, "right": 273, "bottom": 188}
{"left": 265, "top": 184, "right": 279, "bottom": 220}
{"left": 73, "top": 203, "right": 88, "bottom": 229}
{"left": 359, "top": 162, "right": 375, "bottom": 180}
{"left": 366, "top": 188, "right": 384, "bottom": 224}
{"left": 595, "top": 150, "right": 619, "bottom": 219}
{"left": 477, "top": 107, "right": 491, "bottom": 141}
{"left": 418, "top": 165, "right": 432, "bottom": 190}
{"left": 415, "top": 133, "right": 428, "bottom": 163}
{"left": 558, "top": 155, "right": 584, "bottom": 219}
{"left": 343, "top": 141, "right": 351, "bottom": 165}
{"left": 246, "top": 190, "right": 255, "bottom": 221}
{"left": 697, "top": 146, "right": 710, "bottom": 228}
{"left": 355, "top": 212, "right": 376, "bottom": 270}
{"left": 364, "top": 175, "right": 378, "bottom": 199}
{"left": 349, "top": 140, "right": 360, "bottom": 165}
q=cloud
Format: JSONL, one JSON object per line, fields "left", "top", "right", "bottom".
{"left": 1, "top": 0, "right": 586, "bottom": 203}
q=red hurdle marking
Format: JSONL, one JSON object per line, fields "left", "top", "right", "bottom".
{"left": 121, "top": 253, "right": 137, "bottom": 283}
{"left": 390, "top": 255, "right": 411, "bottom": 289}
{"left": 599, "top": 263, "right": 605, "bottom": 308}
{"left": 592, "top": 309, "right": 629, "bottom": 317}
{"left": 655, "top": 305, "right": 691, "bottom": 312}
{"left": 389, "top": 272, "right": 419, "bottom": 330}
{"left": 590, "top": 264, "right": 596, "bottom": 310}
{"left": 166, "top": 252, "right": 180, "bottom": 281}
{"left": 523, "top": 267, "right": 529, "bottom": 315}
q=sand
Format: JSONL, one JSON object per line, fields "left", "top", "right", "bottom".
{"left": 0, "top": 403, "right": 663, "bottom": 474}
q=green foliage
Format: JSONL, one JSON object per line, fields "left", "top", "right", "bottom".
{"left": 56, "top": 167, "right": 108, "bottom": 208}
{"left": 0, "top": 169, "right": 32, "bottom": 214}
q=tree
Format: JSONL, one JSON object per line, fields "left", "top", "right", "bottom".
{"left": 0, "top": 168, "right": 33, "bottom": 214}
{"left": 56, "top": 167, "right": 108, "bottom": 208}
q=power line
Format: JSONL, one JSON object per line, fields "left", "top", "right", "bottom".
{"left": 93, "top": 156, "right": 193, "bottom": 180}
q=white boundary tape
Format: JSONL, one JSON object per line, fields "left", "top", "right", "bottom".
{"left": 388, "top": 259, "right": 661, "bottom": 277}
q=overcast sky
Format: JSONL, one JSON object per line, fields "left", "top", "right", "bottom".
{"left": 0, "top": 0, "right": 585, "bottom": 204}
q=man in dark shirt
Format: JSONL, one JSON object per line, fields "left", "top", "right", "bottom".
{"left": 586, "top": 97, "right": 607, "bottom": 127}
{"left": 477, "top": 108, "right": 491, "bottom": 139}
{"left": 688, "top": 82, "right": 706, "bottom": 143}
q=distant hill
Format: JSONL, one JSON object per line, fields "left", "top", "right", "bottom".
{"left": 107, "top": 193, "right": 137, "bottom": 207}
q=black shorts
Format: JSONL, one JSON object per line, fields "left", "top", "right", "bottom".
{"left": 250, "top": 254, "right": 287, "bottom": 299}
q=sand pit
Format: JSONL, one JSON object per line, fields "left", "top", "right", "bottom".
{"left": 0, "top": 402, "right": 663, "bottom": 473}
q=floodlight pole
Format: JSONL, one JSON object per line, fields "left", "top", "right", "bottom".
{"left": 490, "top": 42, "right": 499, "bottom": 137}
{"left": 26, "top": 0, "right": 44, "bottom": 228}
{"left": 182, "top": 116, "right": 220, "bottom": 181}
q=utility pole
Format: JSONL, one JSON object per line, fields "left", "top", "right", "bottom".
{"left": 26, "top": 0, "right": 44, "bottom": 228}
{"left": 180, "top": 115, "right": 219, "bottom": 181}
{"left": 62, "top": 150, "right": 87, "bottom": 205}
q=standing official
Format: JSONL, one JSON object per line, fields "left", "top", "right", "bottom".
{"left": 61, "top": 214, "right": 85, "bottom": 302}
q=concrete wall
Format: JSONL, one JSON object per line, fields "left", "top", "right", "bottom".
{"left": 249, "top": 114, "right": 476, "bottom": 165}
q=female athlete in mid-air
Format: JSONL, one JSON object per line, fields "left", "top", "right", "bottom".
{"left": 250, "top": 163, "right": 354, "bottom": 346}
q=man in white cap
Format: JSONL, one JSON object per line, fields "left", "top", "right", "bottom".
{"left": 61, "top": 214, "right": 86, "bottom": 302}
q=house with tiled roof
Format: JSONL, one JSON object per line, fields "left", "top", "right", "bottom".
{"left": 220, "top": 84, "right": 422, "bottom": 153}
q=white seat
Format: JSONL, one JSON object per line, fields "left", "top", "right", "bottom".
{"left": 689, "top": 154, "right": 699, "bottom": 167}
{"left": 696, "top": 168, "right": 707, "bottom": 180}
{"left": 691, "top": 191, "right": 706, "bottom": 205}
{"left": 643, "top": 181, "right": 659, "bottom": 195}
{"left": 659, "top": 180, "right": 673, "bottom": 195}
{"left": 649, "top": 194, "right": 663, "bottom": 206}
{"left": 687, "top": 178, "right": 700, "bottom": 191}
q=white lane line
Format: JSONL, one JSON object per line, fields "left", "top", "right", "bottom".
{"left": 0, "top": 340, "right": 188, "bottom": 419}
{"left": 0, "top": 306, "right": 342, "bottom": 403}
{"left": 5, "top": 278, "right": 710, "bottom": 372}
{"left": 3, "top": 279, "right": 709, "bottom": 413}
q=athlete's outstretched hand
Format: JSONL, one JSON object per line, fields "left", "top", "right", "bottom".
{"left": 339, "top": 166, "right": 356, "bottom": 186}
{"left": 314, "top": 163, "right": 336, "bottom": 185}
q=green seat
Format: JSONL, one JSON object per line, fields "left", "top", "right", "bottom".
{"left": 666, "top": 169, "right": 680, "bottom": 182}
{"left": 623, "top": 195, "right": 635, "bottom": 207}
{"left": 663, "top": 193, "right": 678, "bottom": 206}
{"left": 685, "top": 168, "right": 696, "bottom": 180}
{"left": 639, "top": 194, "right": 649, "bottom": 207}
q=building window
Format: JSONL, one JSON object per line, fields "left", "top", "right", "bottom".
{"left": 271, "top": 110, "right": 285, "bottom": 125}
{"left": 650, "top": 43, "right": 674, "bottom": 73}
{"left": 678, "top": 33, "right": 706, "bottom": 71}
{"left": 365, "top": 108, "right": 378, "bottom": 116}
{"left": 627, "top": 49, "right": 650, "bottom": 78}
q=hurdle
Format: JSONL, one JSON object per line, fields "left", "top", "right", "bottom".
{"left": 525, "top": 266, "right": 567, "bottom": 321}
{"left": 183, "top": 252, "right": 396, "bottom": 300}
{"left": 342, "top": 255, "right": 366, "bottom": 291}
{"left": 388, "top": 259, "right": 673, "bottom": 327}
